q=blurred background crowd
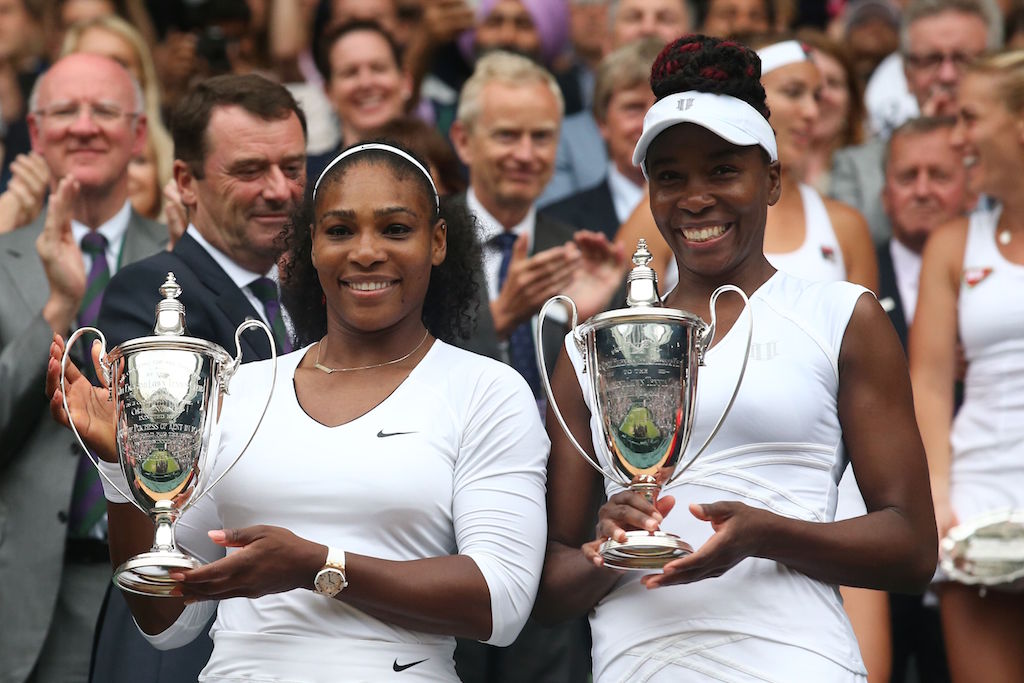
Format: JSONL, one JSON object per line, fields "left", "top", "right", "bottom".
{"left": 2, "top": 0, "right": 1023, "bottom": 682}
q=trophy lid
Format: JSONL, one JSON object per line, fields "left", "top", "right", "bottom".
{"left": 625, "top": 239, "right": 662, "bottom": 308}
{"left": 153, "top": 273, "right": 186, "bottom": 336}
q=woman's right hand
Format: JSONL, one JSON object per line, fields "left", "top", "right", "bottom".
{"left": 583, "top": 490, "right": 674, "bottom": 567}
{"left": 45, "top": 333, "right": 118, "bottom": 462}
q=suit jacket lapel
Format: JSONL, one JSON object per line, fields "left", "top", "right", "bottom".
{"left": 119, "top": 210, "right": 167, "bottom": 265}
{"left": 173, "top": 235, "right": 268, "bottom": 360}
{"left": 876, "top": 241, "right": 908, "bottom": 349}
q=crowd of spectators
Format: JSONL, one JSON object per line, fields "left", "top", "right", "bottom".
{"left": 2, "top": 0, "right": 1024, "bottom": 682}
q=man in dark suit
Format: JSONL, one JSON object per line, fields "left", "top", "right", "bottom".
{"left": 879, "top": 115, "right": 968, "bottom": 683}
{"left": 448, "top": 49, "right": 622, "bottom": 683}
{"left": 0, "top": 53, "right": 164, "bottom": 683}
{"left": 89, "top": 74, "right": 308, "bottom": 683}
{"left": 543, "top": 38, "right": 660, "bottom": 240}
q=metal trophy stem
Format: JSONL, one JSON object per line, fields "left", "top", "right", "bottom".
{"left": 538, "top": 240, "right": 753, "bottom": 570}
{"left": 61, "top": 273, "right": 277, "bottom": 596}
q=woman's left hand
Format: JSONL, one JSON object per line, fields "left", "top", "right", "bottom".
{"left": 171, "top": 525, "right": 326, "bottom": 602}
{"left": 642, "top": 502, "right": 769, "bottom": 589}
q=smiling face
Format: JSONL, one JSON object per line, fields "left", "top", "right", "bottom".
{"left": 178, "top": 105, "right": 307, "bottom": 274}
{"left": 646, "top": 123, "right": 780, "bottom": 284}
{"left": 311, "top": 159, "right": 446, "bottom": 335}
{"left": 451, "top": 79, "right": 560, "bottom": 222}
{"left": 326, "top": 28, "right": 410, "bottom": 143}
{"left": 28, "top": 53, "right": 145, "bottom": 197}
{"left": 951, "top": 71, "right": 1024, "bottom": 199}
{"left": 760, "top": 60, "right": 820, "bottom": 176}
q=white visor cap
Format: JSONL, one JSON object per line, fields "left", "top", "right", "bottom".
{"left": 633, "top": 91, "right": 778, "bottom": 179}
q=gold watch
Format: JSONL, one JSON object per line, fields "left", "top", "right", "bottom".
{"left": 313, "top": 547, "right": 348, "bottom": 597}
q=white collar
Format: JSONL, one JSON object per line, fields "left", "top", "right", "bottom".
{"left": 186, "top": 224, "right": 278, "bottom": 288}
{"left": 606, "top": 162, "right": 645, "bottom": 224}
{"left": 70, "top": 200, "right": 132, "bottom": 257}
{"left": 466, "top": 187, "right": 536, "bottom": 247}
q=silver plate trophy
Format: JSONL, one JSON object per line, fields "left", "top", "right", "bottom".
{"left": 941, "top": 510, "right": 1024, "bottom": 592}
{"left": 61, "top": 273, "right": 276, "bottom": 596}
{"left": 538, "top": 240, "right": 752, "bottom": 570}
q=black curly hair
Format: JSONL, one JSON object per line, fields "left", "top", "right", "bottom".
{"left": 281, "top": 142, "right": 482, "bottom": 347}
{"left": 650, "top": 34, "right": 771, "bottom": 121}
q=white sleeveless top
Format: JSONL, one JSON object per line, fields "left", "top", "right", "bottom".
{"left": 766, "top": 184, "right": 847, "bottom": 281}
{"left": 950, "top": 203, "right": 1024, "bottom": 523}
{"left": 568, "top": 272, "right": 870, "bottom": 681}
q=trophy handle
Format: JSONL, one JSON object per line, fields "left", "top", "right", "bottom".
{"left": 537, "top": 296, "right": 622, "bottom": 484}
{"left": 182, "top": 319, "right": 277, "bottom": 513}
{"left": 673, "top": 284, "right": 753, "bottom": 478}
{"left": 60, "top": 326, "right": 143, "bottom": 512}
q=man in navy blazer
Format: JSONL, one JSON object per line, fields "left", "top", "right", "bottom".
{"left": 878, "top": 115, "right": 968, "bottom": 683}
{"left": 90, "top": 74, "right": 307, "bottom": 683}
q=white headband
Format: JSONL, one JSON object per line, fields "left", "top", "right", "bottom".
{"left": 757, "top": 40, "right": 809, "bottom": 76}
{"left": 632, "top": 91, "right": 777, "bottom": 177}
{"left": 312, "top": 143, "right": 440, "bottom": 213}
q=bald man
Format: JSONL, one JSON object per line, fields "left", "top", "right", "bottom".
{"left": 0, "top": 53, "right": 165, "bottom": 683}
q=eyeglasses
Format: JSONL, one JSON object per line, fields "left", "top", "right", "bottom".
{"left": 904, "top": 51, "right": 979, "bottom": 73}
{"left": 34, "top": 101, "right": 139, "bottom": 128}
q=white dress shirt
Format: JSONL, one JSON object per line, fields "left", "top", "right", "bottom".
{"left": 71, "top": 200, "right": 132, "bottom": 274}
{"left": 890, "top": 238, "right": 923, "bottom": 324}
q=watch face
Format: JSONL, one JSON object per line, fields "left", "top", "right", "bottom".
{"left": 315, "top": 569, "right": 344, "bottom": 595}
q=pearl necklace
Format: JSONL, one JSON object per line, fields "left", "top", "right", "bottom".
{"left": 313, "top": 330, "right": 429, "bottom": 374}
{"left": 999, "top": 229, "right": 1012, "bottom": 246}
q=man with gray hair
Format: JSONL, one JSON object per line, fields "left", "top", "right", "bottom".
{"left": 0, "top": 52, "right": 164, "bottom": 683}
{"left": 831, "top": 0, "right": 1001, "bottom": 246}
{"left": 449, "top": 49, "right": 620, "bottom": 683}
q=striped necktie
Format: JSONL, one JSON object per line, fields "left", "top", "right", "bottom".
{"left": 249, "top": 277, "right": 292, "bottom": 354}
{"left": 67, "top": 231, "right": 111, "bottom": 538}
{"left": 494, "top": 232, "right": 541, "bottom": 397}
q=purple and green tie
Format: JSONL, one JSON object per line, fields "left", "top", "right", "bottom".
{"left": 67, "top": 231, "right": 111, "bottom": 538}
{"left": 249, "top": 277, "right": 293, "bottom": 354}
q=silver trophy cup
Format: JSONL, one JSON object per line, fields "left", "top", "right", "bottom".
{"left": 539, "top": 240, "right": 752, "bottom": 570}
{"left": 941, "top": 510, "right": 1024, "bottom": 592}
{"left": 61, "top": 273, "right": 276, "bottom": 596}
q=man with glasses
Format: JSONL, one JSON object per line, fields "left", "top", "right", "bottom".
{"left": 831, "top": 0, "right": 1001, "bottom": 246}
{"left": 0, "top": 52, "right": 164, "bottom": 683}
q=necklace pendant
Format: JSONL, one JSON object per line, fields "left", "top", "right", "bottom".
{"left": 999, "top": 230, "right": 1012, "bottom": 246}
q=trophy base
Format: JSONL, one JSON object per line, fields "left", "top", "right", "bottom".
{"left": 113, "top": 551, "right": 201, "bottom": 596}
{"left": 600, "top": 530, "right": 693, "bottom": 570}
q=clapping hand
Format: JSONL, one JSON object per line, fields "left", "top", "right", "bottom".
{"left": 563, "top": 230, "right": 627, "bottom": 320}
{"left": 45, "top": 333, "right": 118, "bottom": 462}
{"left": 491, "top": 234, "right": 580, "bottom": 337}
{"left": 36, "top": 175, "right": 84, "bottom": 333}
{"left": 0, "top": 152, "right": 50, "bottom": 232}
{"left": 163, "top": 178, "right": 187, "bottom": 251}
{"left": 171, "top": 526, "right": 326, "bottom": 602}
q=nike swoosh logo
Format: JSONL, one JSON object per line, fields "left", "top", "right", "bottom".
{"left": 393, "top": 658, "right": 429, "bottom": 672}
{"left": 377, "top": 430, "right": 416, "bottom": 438}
